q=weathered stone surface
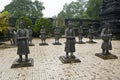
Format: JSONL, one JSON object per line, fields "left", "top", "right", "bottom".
{"left": 76, "top": 41, "right": 85, "bottom": 44}
{"left": 86, "top": 41, "right": 97, "bottom": 44}
{"left": 52, "top": 42, "right": 62, "bottom": 45}
{"left": 11, "top": 58, "right": 34, "bottom": 68}
{"left": 59, "top": 56, "right": 81, "bottom": 64}
{"left": 39, "top": 43, "right": 48, "bottom": 46}
{"left": 100, "top": 0, "right": 120, "bottom": 39}
{"left": 0, "top": 43, "right": 16, "bottom": 49}
{"left": 28, "top": 43, "right": 35, "bottom": 46}
{"left": 95, "top": 53, "right": 118, "bottom": 60}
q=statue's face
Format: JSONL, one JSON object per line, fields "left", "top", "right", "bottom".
{"left": 105, "top": 26, "right": 109, "bottom": 30}
{"left": 19, "top": 22, "right": 24, "bottom": 29}
{"left": 68, "top": 22, "right": 72, "bottom": 28}
{"left": 80, "top": 26, "right": 82, "bottom": 28}
{"left": 42, "top": 26, "right": 44, "bottom": 29}
{"left": 104, "top": 22, "right": 110, "bottom": 29}
{"left": 90, "top": 26, "right": 93, "bottom": 29}
{"left": 28, "top": 26, "right": 30, "bottom": 29}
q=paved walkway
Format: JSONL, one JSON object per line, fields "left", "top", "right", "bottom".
{"left": 0, "top": 38, "right": 120, "bottom": 80}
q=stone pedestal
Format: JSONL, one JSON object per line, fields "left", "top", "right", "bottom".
{"left": 59, "top": 56, "right": 81, "bottom": 64}
{"left": 29, "top": 43, "right": 35, "bottom": 46}
{"left": 0, "top": 43, "right": 16, "bottom": 49}
{"left": 86, "top": 41, "right": 97, "bottom": 44}
{"left": 95, "top": 53, "right": 118, "bottom": 60}
{"left": 52, "top": 42, "right": 62, "bottom": 45}
{"left": 39, "top": 43, "right": 48, "bottom": 46}
{"left": 11, "top": 58, "right": 34, "bottom": 68}
{"left": 76, "top": 41, "right": 85, "bottom": 44}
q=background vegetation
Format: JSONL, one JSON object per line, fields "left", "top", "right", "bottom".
{"left": 0, "top": 0, "right": 103, "bottom": 37}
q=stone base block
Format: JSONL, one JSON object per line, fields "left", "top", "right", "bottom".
{"left": 59, "top": 56, "right": 81, "bottom": 64}
{"left": 11, "top": 58, "right": 34, "bottom": 68}
{"left": 29, "top": 43, "right": 35, "bottom": 46}
{"left": 86, "top": 41, "right": 97, "bottom": 44}
{"left": 95, "top": 53, "right": 118, "bottom": 60}
{"left": 52, "top": 42, "right": 62, "bottom": 45}
{"left": 76, "top": 41, "right": 85, "bottom": 44}
{"left": 0, "top": 43, "right": 16, "bottom": 49}
{"left": 39, "top": 43, "right": 48, "bottom": 46}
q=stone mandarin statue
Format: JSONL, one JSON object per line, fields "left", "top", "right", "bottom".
{"left": 11, "top": 21, "right": 34, "bottom": 68}
{"left": 95, "top": 22, "right": 117, "bottom": 60}
{"left": 27, "top": 26, "right": 34, "bottom": 46}
{"left": 17, "top": 21, "right": 30, "bottom": 62}
{"left": 77, "top": 26, "right": 85, "bottom": 44}
{"left": 88, "top": 26, "right": 94, "bottom": 42}
{"left": 10, "top": 29, "right": 17, "bottom": 45}
{"left": 59, "top": 21, "right": 81, "bottom": 63}
{"left": 39, "top": 26, "right": 48, "bottom": 45}
{"left": 64, "top": 21, "right": 76, "bottom": 59}
{"left": 53, "top": 26, "right": 62, "bottom": 45}
{"left": 101, "top": 22, "right": 112, "bottom": 55}
{"left": 40, "top": 26, "right": 46, "bottom": 43}
{"left": 87, "top": 25, "right": 96, "bottom": 43}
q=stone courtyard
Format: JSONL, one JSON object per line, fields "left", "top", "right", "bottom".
{"left": 0, "top": 38, "right": 120, "bottom": 80}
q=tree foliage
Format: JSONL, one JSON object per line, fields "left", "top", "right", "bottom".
{"left": 57, "top": 0, "right": 87, "bottom": 30}
{"left": 57, "top": 0, "right": 103, "bottom": 20}
{"left": 85, "top": 0, "right": 103, "bottom": 20}
{"left": 34, "top": 18, "right": 53, "bottom": 37}
{"left": 0, "top": 11, "right": 10, "bottom": 35}
{"left": 4, "top": 0, "right": 45, "bottom": 18}
{"left": 57, "top": 0, "right": 87, "bottom": 19}
{"left": 15, "top": 17, "right": 33, "bottom": 30}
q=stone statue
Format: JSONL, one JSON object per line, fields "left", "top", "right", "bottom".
{"left": 27, "top": 26, "right": 34, "bottom": 46}
{"left": 11, "top": 21, "right": 34, "bottom": 68}
{"left": 101, "top": 22, "right": 112, "bottom": 55}
{"left": 16, "top": 21, "right": 30, "bottom": 62}
{"left": 53, "top": 26, "right": 61, "bottom": 45}
{"left": 87, "top": 25, "right": 96, "bottom": 43}
{"left": 59, "top": 21, "right": 81, "bottom": 63}
{"left": 10, "top": 29, "right": 17, "bottom": 45}
{"left": 95, "top": 22, "right": 117, "bottom": 60}
{"left": 13, "top": 29, "right": 17, "bottom": 45}
{"left": 39, "top": 26, "right": 48, "bottom": 45}
{"left": 64, "top": 21, "right": 76, "bottom": 58}
{"left": 77, "top": 26, "right": 85, "bottom": 44}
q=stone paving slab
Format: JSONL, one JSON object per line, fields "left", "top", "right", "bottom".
{"left": 0, "top": 38, "right": 120, "bottom": 80}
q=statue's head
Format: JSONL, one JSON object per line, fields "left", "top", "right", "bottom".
{"left": 41, "top": 26, "right": 44, "bottom": 29}
{"left": 28, "top": 26, "right": 31, "bottom": 29}
{"left": 104, "top": 22, "right": 110, "bottom": 29}
{"left": 56, "top": 26, "right": 59, "bottom": 28}
{"left": 19, "top": 21, "right": 25, "bottom": 29}
{"left": 79, "top": 26, "right": 82, "bottom": 29}
{"left": 68, "top": 21, "right": 72, "bottom": 28}
{"left": 90, "top": 25, "right": 93, "bottom": 29}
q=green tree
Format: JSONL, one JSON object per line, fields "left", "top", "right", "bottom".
{"left": 57, "top": 0, "right": 87, "bottom": 31}
{"left": 15, "top": 17, "right": 33, "bottom": 30}
{"left": 57, "top": 0, "right": 87, "bottom": 19}
{"left": 4, "top": 0, "right": 44, "bottom": 18}
{"left": 34, "top": 18, "right": 53, "bottom": 37}
{"left": 0, "top": 11, "right": 10, "bottom": 36}
{"left": 85, "top": 0, "right": 103, "bottom": 20}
